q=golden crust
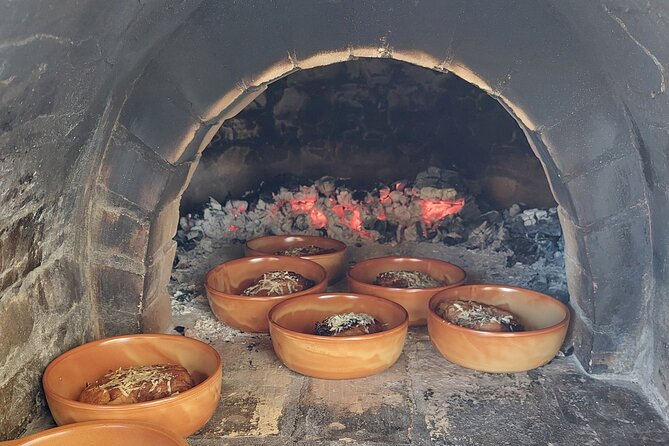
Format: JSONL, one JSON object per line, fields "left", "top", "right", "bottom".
{"left": 78, "top": 364, "right": 194, "bottom": 405}
{"left": 241, "top": 271, "right": 314, "bottom": 296}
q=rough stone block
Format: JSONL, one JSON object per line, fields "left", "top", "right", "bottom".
{"left": 565, "top": 155, "right": 647, "bottom": 228}
{"left": 0, "top": 359, "right": 44, "bottom": 441}
{"left": 564, "top": 256, "right": 594, "bottom": 323}
{"left": 92, "top": 264, "right": 144, "bottom": 336}
{"left": 147, "top": 199, "right": 181, "bottom": 259}
{"left": 100, "top": 127, "right": 172, "bottom": 212}
{"left": 91, "top": 207, "right": 149, "bottom": 261}
{"left": 142, "top": 289, "right": 172, "bottom": 333}
{"left": 0, "top": 211, "right": 44, "bottom": 293}
{"left": 0, "top": 292, "right": 35, "bottom": 364}
{"left": 157, "top": 156, "right": 200, "bottom": 210}
{"left": 144, "top": 241, "right": 176, "bottom": 304}
{"left": 557, "top": 206, "right": 588, "bottom": 268}
{"left": 539, "top": 97, "right": 631, "bottom": 179}
{"left": 582, "top": 212, "right": 652, "bottom": 283}
{"left": 119, "top": 72, "right": 202, "bottom": 165}
{"left": 566, "top": 305, "right": 594, "bottom": 372}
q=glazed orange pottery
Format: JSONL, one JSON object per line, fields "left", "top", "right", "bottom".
{"left": 205, "top": 255, "right": 328, "bottom": 332}
{"left": 245, "top": 235, "right": 347, "bottom": 283}
{"left": 0, "top": 421, "right": 188, "bottom": 446}
{"left": 268, "top": 293, "right": 409, "bottom": 379}
{"left": 42, "top": 334, "right": 222, "bottom": 437}
{"left": 347, "top": 256, "right": 466, "bottom": 326}
{"left": 427, "top": 284, "right": 570, "bottom": 373}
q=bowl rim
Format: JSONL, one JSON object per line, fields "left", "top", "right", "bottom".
{"left": 12, "top": 420, "right": 189, "bottom": 445}
{"left": 245, "top": 234, "right": 347, "bottom": 258}
{"left": 427, "top": 284, "right": 570, "bottom": 337}
{"left": 347, "top": 255, "right": 467, "bottom": 291}
{"left": 42, "top": 333, "right": 223, "bottom": 410}
{"left": 268, "top": 292, "right": 409, "bottom": 341}
{"left": 204, "top": 255, "right": 328, "bottom": 300}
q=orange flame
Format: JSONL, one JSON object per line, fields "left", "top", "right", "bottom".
{"left": 419, "top": 198, "right": 465, "bottom": 225}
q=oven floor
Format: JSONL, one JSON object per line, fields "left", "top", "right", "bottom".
{"left": 24, "top": 241, "right": 669, "bottom": 444}
{"left": 166, "top": 241, "right": 669, "bottom": 445}
{"left": 184, "top": 329, "right": 668, "bottom": 446}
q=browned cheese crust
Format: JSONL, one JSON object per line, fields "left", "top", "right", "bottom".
{"left": 436, "top": 300, "right": 524, "bottom": 332}
{"left": 241, "top": 270, "right": 315, "bottom": 296}
{"left": 274, "top": 245, "right": 336, "bottom": 256}
{"left": 373, "top": 270, "right": 444, "bottom": 288}
{"left": 78, "top": 364, "right": 194, "bottom": 405}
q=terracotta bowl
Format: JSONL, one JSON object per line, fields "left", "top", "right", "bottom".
{"left": 2, "top": 421, "right": 188, "bottom": 446}
{"left": 427, "top": 284, "right": 570, "bottom": 373}
{"left": 268, "top": 293, "right": 409, "bottom": 379}
{"left": 42, "top": 334, "right": 222, "bottom": 437}
{"left": 205, "top": 255, "right": 328, "bottom": 332}
{"left": 245, "top": 235, "right": 347, "bottom": 283}
{"left": 347, "top": 256, "right": 466, "bottom": 326}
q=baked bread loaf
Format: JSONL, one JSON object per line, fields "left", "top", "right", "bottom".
{"left": 78, "top": 364, "right": 194, "bottom": 405}
{"left": 436, "top": 300, "right": 524, "bottom": 332}
{"left": 241, "top": 270, "right": 315, "bottom": 296}
{"left": 315, "top": 312, "right": 384, "bottom": 336}
{"left": 274, "top": 245, "right": 336, "bottom": 256}
{"left": 373, "top": 270, "right": 443, "bottom": 288}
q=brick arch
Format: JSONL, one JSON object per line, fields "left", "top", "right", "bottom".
{"left": 87, "top": 0, "right": 651, "bottom": 377}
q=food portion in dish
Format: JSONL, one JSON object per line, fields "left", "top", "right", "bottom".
{"left": 274, "top": 245, "right": 336, "bottom": 256}
{"left": 78, "top": 364, "right": 194, "bottom": 405}
{"left": 373, "top": 270, "right": 444, "bottom": 288}
{"left": 314, "top": 312, "right": 385, "bottom": 336}
{"left": 241, "top": 271, "right": 315, "bottom": 296}
{"left": 436, "top": 300, "right": 524, "bottom": 332}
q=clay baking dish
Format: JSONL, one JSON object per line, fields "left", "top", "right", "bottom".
{"left": 347, "top": 256, "right": 466, "bottom": 326}
{"left": 268, "top": 293, "right": 409, "bottom": 379}
{"left": 205, "top": 255, "right": 328, "bottom": 332}
{"left": 42, "top": 334, "right": 222, "bottom": 438}
{"left": 245, "top": 235, "right": 347, "bottom": 283}
{"left": 427, "top": 284, "right": 570, "bottom": 373}
{"left": 1, "top": 421, "right": 188, "bottom": 446}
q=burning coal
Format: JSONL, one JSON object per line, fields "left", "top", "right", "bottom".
{"left": 181, "top": 170, "right": 466, "bottom": 244}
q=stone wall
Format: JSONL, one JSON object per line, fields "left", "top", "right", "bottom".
{"left": 0, "top": 0, "right": 205, "bottom": 438}
{"left": 1, "top": 0, "right": 669, "bottom": 439}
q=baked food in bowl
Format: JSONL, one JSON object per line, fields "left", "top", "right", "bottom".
{"left": 42, "top": 334, "right": 222, "bottom": 437}
{"left": 3, "top": 421, "right": 188, "bottom": 446}
{"left": 268, "top": 293, "right": 408, "bottom": 379}
{"left": 77, "top": 364, "right": 195, "bottom": 405}
{"left": 245, "top": 235, "right": 346, "bottom": 284}
{"left": 427, "top": 284, "right": 569, "bottom": 373}
{"left": 347, "top": 256, "right": 466, "bottom": 326}
{"left": 204, "top": 256, "right": 327, "bottom": 332}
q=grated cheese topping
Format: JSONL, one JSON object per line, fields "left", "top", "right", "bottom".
{"left": 315, "top": 312, "right": 377, "bottom": 335}
{"left": 442, "top": 300, "right": 521, "bottom": 330}
{"left": 241, "top": 270, "right": 312, "bottom": 296}
{"left": 375, "top": 270, "right": 443, "bottom": 288}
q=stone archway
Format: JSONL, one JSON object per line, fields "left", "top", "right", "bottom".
{"left": 85, "top": 0, "right": 651, "bottom": 382}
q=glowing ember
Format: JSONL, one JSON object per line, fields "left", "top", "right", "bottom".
{"left": 229, "top": 224, "right": 239, "bottom": 232}
{"left": 289, "top": 197, "right": 328, "bottom": 229}
{"left": 332, "top": 204, "right": 370, "bottom": 238}
{"left": 419, "top": 198, "right": 465, "bottom": 225}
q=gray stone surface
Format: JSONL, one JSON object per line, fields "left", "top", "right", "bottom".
{"left": 182, "top": 327, "right": 669, "bottom": 445}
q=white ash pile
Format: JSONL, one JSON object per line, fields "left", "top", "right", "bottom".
{"left": 175, "top": 167, "right": 565, "bottom": 275}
